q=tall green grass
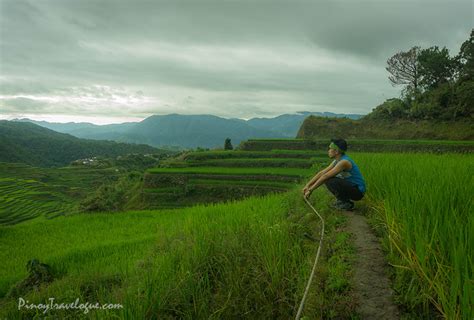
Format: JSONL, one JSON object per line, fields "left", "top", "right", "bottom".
{"left": 0, "top": 186, "right": 356, "bottom": 319}
{"left": 0, "top": 191, "right": 320, "bottom": 318}
{"left": 352, "top": 153, "right": 473, "bottom": 319}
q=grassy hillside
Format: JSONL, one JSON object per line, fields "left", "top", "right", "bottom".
{"left": 0, "top": 188, "right": 356, "bottom": 319}
{"left": 296, "top": 116, "right": 474, "bottom": 140}
{"left": 0, "top": 121, "right": 166, "bottom": 167}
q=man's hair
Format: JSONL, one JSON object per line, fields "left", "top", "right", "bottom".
{"left": 330, "top": 138, "right": 347, "bottom": 153}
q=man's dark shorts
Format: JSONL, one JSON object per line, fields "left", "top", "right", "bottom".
{"left": 324, "top": 177, "right": 364, "bottom": 202}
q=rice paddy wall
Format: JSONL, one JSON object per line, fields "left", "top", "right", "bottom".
{"left": 142, "top": 151, "right": 324, "bottom": 209}
{"left": 142, "top": 167, "right": 315, "bottom": 208}
{"left": 239, "top": 139, "right": 474, "bottom": 153}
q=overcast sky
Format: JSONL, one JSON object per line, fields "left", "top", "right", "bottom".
{"left": 0, "top": 0, "right": 472, "bottom": 124}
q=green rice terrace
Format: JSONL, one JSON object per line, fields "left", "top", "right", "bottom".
{"left": 0, "top": 163, "right": 122, "bottom": 225}
{"left": 142, "top": 149, "right": 326, "bottom": 209}
{"left": 0, "top": 139, "right": 472, "bottom": 319}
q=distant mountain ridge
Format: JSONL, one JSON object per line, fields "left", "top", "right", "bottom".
{"left": 15, "top": 111, "right": 363, "bottom": 149}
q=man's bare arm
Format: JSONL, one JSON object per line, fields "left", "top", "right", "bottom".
{"left": 308, "top": 160, "right": 350, "bottom": 192}
{"left": 304, "top": 161, "right": 335, "bottom": 189}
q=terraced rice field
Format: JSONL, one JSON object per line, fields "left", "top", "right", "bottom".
{"left": 0, "top": 139, "right": 472, "bottom": 319}
{"left": 0, "top": 178, "right": 72, "bottom": 225}
{"left": 149, "top": 140, "right": 473, "bottom": 318}
{"left": 0, "top": 162, "right": 121, "bottom": 225}
{"left": 144, "top": 150, "right": 325, "bottom": 209}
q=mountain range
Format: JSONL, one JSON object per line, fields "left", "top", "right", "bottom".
{"left": 0, "top": 121, "right": 165, "bottom": 167}
{"left": 15, "top": 111, "right": 363, "bottom": 149}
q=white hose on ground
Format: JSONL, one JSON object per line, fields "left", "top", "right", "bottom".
{"left": 295, "top": 196, "right": 326, "bottom": 320}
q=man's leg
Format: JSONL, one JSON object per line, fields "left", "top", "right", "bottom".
{"left": 325, "top": 177, "right": 352, "bottom": 201}
{"left": 348, "top": 186, "right": 364, "bottom": 201}
{"left": 325, "top": 177, "right": 363, "bottom": 210}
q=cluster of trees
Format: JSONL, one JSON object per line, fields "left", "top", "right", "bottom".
{"left": 368, "top": 30, "right": 473, "bottom": 121}
{"left": 80, "top": 172, "right": 142, "bottom": 212}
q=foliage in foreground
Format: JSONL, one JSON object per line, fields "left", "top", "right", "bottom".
{"left": 0, "top": 188, "right": 355, "bottom": 319}
{"left": 352, "top": 153, "right": 473, "bottom": 319}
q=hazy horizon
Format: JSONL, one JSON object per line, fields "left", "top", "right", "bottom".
{"left": 0, "top": 110, "right": 366, "bottom": 125}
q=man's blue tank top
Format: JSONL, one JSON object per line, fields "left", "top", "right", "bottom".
{"left": 334, "top": 154, "right": 366, "bottom": 193}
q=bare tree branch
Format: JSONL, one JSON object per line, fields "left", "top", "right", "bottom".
{"left": 386, "top": 46, "right": 420, "bottom": 90}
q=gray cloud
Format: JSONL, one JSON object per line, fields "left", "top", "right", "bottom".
{"left": 0, "top": 97, "right": 47, "bottom": 111}
{"left": 0, "top": 0, "right": 471, "bottom": 123}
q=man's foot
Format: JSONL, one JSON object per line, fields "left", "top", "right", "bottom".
{"left": 331, "top": 199, "right": 344, "bottom": 208}
{"left": 334, "top": 200, "right": 354, "bottom": 211}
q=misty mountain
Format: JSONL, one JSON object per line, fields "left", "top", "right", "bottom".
{"left": 15, "top": 111, "right": 363, "bottom": 149}
{"left": 114, "top": 114, "right": 280, "bottom": 148}
{"left": 13, "top": 119, "right": 136, "bottom": 141}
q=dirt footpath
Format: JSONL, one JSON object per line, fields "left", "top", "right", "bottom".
{"left": 343, "top": 211, "right": 400, "bottom": 320}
